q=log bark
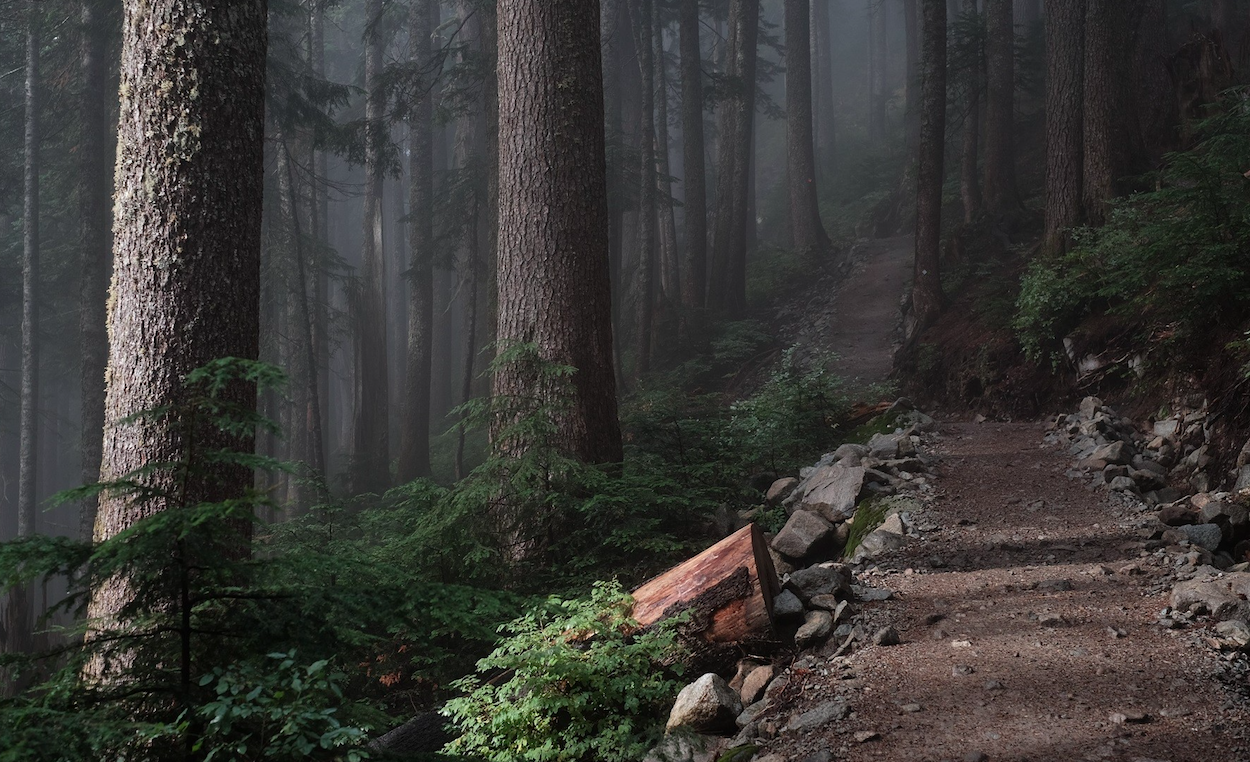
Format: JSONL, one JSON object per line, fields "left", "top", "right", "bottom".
{"left": 631, "top": 524, "right": 780, "bottom": 645}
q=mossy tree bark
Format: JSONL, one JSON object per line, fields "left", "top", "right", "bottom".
{"left": 88, "top": 0, "right": 266, "bottom": 645}
{"left": 494, "top": 0, "right": 623, "bottom": 464}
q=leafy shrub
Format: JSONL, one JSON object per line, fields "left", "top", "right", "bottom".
{"left": 1015, "top": 93, "right": 1250, "bottom": 361}
{"left": 442, "top": 581, "right": 685, "bottom": 762}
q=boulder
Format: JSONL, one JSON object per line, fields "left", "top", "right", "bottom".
{"left": 786, "top": 563, "right": 852, "bottom": 602}
{"left": 1202, "top": 501, "right": 1249, "bottom": 527}
{"left": 772, "top": 590, "right": 804, "bottom": 619}
{"left": 1092, "top": 441, "right": 1131, "bottom": 466}
{"left": 831, "top": 443, "right": 869, "bottom": 464}
{"left": 643, "top": 733, "right": 720, "bottom": 762}
{"left": 795, "top": 610, "right": 834, "bottom": 648}
{"left": 766, "top": 477, "right": 800, "bottom": 506}
{"left": 798, "top": 464, "right": 865, "bottom": 523}
{"left": 1236, "top": 465, "right": 1250, "bottom": 495}
{"left": 667, "top": 674, "right": 744, "bottom": 734}
{"left": 1158, "top": 503, "right": 1198, "bottom": 526}
{"left": 1180, "top": 523, "right": 1222, "bottom": 551}
{"left": 771, "top": 510, "right": 835, "bottom": 561}
{"left": 867, "top": 432, "right": 902, "bottom": 459}
{"left": 1215, "top": 619, "right": 1250, "bottom": 648}
{"left": 1170, "top": 573, "right": 1250, "bottom": 620}
{"left": 739, "top": 665, "right": 774, "bottom": 705}
{"left": 786, "top": 701, "right": 849, "bottom": 731}
{"left": 1153, "top": 418, "right": 1180, "bottom": 439}
{"left": 852, "top": 528, "right": 907, "bottom": 561}
{"left": 1079, "top": 396, "right": 1103, "bottom": 419}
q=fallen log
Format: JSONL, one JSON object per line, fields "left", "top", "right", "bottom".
{"left": 631, "top": 524, "right": 781, "bottom": 646}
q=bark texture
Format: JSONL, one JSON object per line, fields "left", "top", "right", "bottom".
{"left": 89, "top": 0, "right": 266, "bottom": 631}
{"left": 982, "top": 0, "right": 1016, "bottom": 214}
{"left": 654, "top": 5, "right": 680, "bottom": 310}
{"left": 959, "top": 0, "right": 982, "bottom": 223}
{"left": 784, "top": 0, "right": 830, "bottom": 256}
{"left": 709, "top": 0, "right": 759, "bottom": 314}
{"left": 912, "top": 0, "right": 947, "bottom": 336}
{"left": 79, "top": 0, "right": 115, "bottom": 541}
{"left": 494, "top": 0, "right": 623, "bottom": 464}
{"left": 632, "top": 0, "right": 657, "bottom": 377}
{"left": 812, "top": 0, "right": 836, "bottom": 178}
{"left": 355, "top": 0, "right": 390, "bottom": 494}
{"left": 1082, "top": 0, "right": 1138, "bottom": 225}
{"left": 19, "top": 0, "right": 39, "bottom": 546}
{"left": 679, "top": 0, "right": 707, "bottom": 311}
{"left": 1043, "top": 0, "right": 1085, "bottom": 255}
{"left": 399, "top": 0, "right": 436, "bottom": 482}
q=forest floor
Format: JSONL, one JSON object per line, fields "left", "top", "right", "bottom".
{"left": 776, "top": 235, "right": 913, "bottom": 389}
{"left": 763, "top": 420, "right": 1250, "bottom": 761}
{"left": 758, "top": 238, "right": 1250, "bottom": 761}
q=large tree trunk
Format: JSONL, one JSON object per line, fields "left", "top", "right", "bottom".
{"left": 982, "top": 0, "right": 1016, "bottom": 214}
{"left": 903, "top": 0, "right": 922, "bottom": 159}
{"left": 679, "top": 0, "right": 707, "bottom": 312}
{"left": 399, "top": 0, "right": 437, "bottom": 483}
{"left": 88, "top": 0, "right": 266, "bottom": 659}
{"left": 355, "top": 0, "right": 391, "bottom": 494}
{"left": 1082, "top": 0, "right": 1139, "bottom": 225}
{"left": 78, "top": 0, "right": 115, "bottom": 541}
{"left": 494, "top": 0, "right": 623, "bottom": 464}
{"left": 911, "top": 0, "right": 947, "bottom": 336}
{"left": 960, "top": 0, "right": 983, "bottom": 223}
{"left": 1043, "top": 0, "right": 1085, "bottom": 255}
{"left": 708, "top": 0, "right": 759, "bottom": 314}
{"left": 812, "top": 0, "right": 836, "bottom": 180}
{"left": 631, "top": 0, "right": 658, "bottom": 377}
{"left": 785, "top": 0, "right": 830, "bottom": 256}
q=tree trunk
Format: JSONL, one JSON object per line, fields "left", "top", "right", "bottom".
{"left": 1021, "top": 0, "right": 1041, "bottom": 27}
{"left": 310, "top": 0, "right": 331, "bottom": 478}
{"left": 911, "top": 0, "right": 947, "bottom": 335}
{"left": 1043, "top": 0, "right": 1085, "bottom": 255}
{"left": 355, "top": 0, "right": 391, "bottom": 494}
{"left": 870, "top": 0, "right": 888, "bottom": 141}
{"left": 960, "top": 0, "right": 983, "bottom": 222}
{"left": 632, "top": 0, "right": 658, "bottom": 377}
{"left": 655, "top": 4, "right": 681, "bottom": 309}
{"left": 399, "top": 0, "right": 437, "bottom": 483}
{"left": 982, "top": 0, "right": 1016, "bottom": 214}
{"left": 88, "top": 0, "right": 266, "bottom": 653}
{"left": 494, "top": 0, "right": 623, "bottom": 464}
{"left": 1082, "top": 0, "right": 1138, "bottom": 225}
{"left": 679, "top": 0, "right": 707, "bottom": 312}
{"left": 812, "top": 0, "right": 836, "bottom": 180}
{"left": 708, "top": 0, "right": 759, "bottom": 314}
{"left": 903, "top": 0, "right": 921, "bottom": 157}
{"left": 78, "top": 0, "right": 114, "bottom": 541}
{"left": 785, "top": 0, "right": 830, "bottom": 256}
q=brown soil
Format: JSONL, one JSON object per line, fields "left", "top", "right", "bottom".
{"left": 762, "top": 421, "right": 1250, "bottom": 762}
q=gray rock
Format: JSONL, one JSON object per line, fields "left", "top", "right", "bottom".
{"left": 867, "top": 432, "right": 902, "bottom": 459}
{"left": 772, "top": 589, "right": 804, "bottom": 619}
{"left": 1109, "top": 475, "right": 1138, "bottom": 493}
{"left": 1236, "top": 465, "right": 1250, "bottom": 495}
{"left": 1202, "top": 501, "right": 1249, "bottom": 527}
{"left": 831, "top": 443, "right": 869, "bottom": 465}
{"left": 667, "top": 674, "right": 744, "bottom": 733}
{"left": 786, "top": 700, "right": 849, "bottom": 731}
{"left": 736, "top": 698, "right": 769, "bottom": 729}
{"left": 852, "top": 528, "right": 906, "bottom": 561}
{"left": 643, "top": 734, "right": 718, "bottom": 762}
{"left": 771, "top": 510, "right": 834, "bottom": 560}
{"left": 787, "top": 563, "right": 852, "bottom": 602}
{"left": 873, "top": 627, "right": 901, "bottom": 646}
{"left": 1079, "top": 396, "right": 1103, "bottom": 419}
{"left": 1036, "top": 579, "right": 1074, "bottom": 593}
{"left": 795, "top": 610, "right": 834, "bottom": 648}
{"left": 1215, "top": 619, "right": 1250, "bottom": 648}
{"left": 1153, "top": 418, "right": 1180, "bottom": 439}
{"left": 798, "top": 464, "right": 865, "bottom": 523}
{"left": 1180, "top": 523, "right": 1223, "bottom": 551}
{"left": 797, "top": 752, "right": 834, "bottom": 762}
{"left": 1129, "top": 468, "right": 1164, "bottom": 490}
{"left": 765, "top": 477, "right": 799, "bottom": 506}
{"left": 1092, "top": 440, "right": 1131, "bottom": 466}
{"left": 852, "top": 584, "right": 894, "bottom": 601}
{"left": 1170, "top": 573, "right": 1250, "bottom": 620}
{"left": 739, "top": 665, "right": 774, "bottom": 705}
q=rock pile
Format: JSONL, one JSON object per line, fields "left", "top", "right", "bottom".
{"left": 648, "top": 401, "right": 941, "bottom": 762}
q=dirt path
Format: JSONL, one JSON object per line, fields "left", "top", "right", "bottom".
{"left": 776, "top": 236, "right": 913, "bottom": 389}
{"left": 766, "top": 422, "right": 1250, "bottom": 762}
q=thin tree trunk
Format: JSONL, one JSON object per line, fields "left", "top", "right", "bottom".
{"left": 983, "top": 0, "right": 1016, "bottom": 214}
{"left": 88, "top": 0, "right": 266, "bottom": 662}
{"left": 870, "top": 0, "right": 888, "bottom": 141}
{"left": 655, "top": 5, "right": 681, "bottom": 308}
{"left": 785, "top": 0, "right": 830, "bottom": 256}
{"left": 631, "top": 0, "right": 658, "bottom": 377}
{"left": 494, "top": 0, "right": 623, "bottom": 464}
{"left": 813, "top": 0, "right": 836, "bottom": 180}
{"left": 903, "top": 0, "right": 921, "bottom": 159}
{"left": 310, "top": 0, "right": 330, "bottom": 478}
{"left": 399, "top": 0, "right": 437, "bottom": 482}
{"left": 79, "top": 0, "right": 114, "bottom": 541}
{"left": 12, "top": 0, "right": 41, "bottom": 659}
{"left": 355, "top": 0, "right": 390, "bottom": 494}
{"left": 1043, "top": 0, "right": 1085, "bottom": 255}
{"left": 679, "top": 0, "right": 707, "bottom": 311}
{"left": 911, "top": 0, "right": 947, "bottom": 336}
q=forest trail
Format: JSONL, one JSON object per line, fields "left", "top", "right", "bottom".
{"left": 765, "top": 422, "right": 1250, "bottom": 762}
{"left": 777, "top": 235, "right": 913, "bottom": 388}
